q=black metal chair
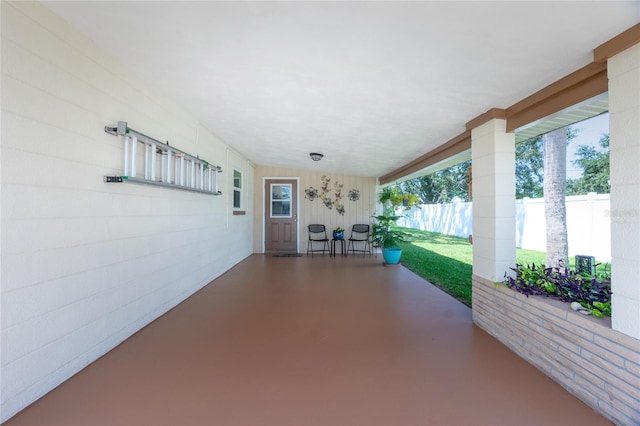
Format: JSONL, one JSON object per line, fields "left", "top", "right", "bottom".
{"left": 307, "top": 224, "right": 330, "bottom": 257}
{"left": 347, "top": 224, "right": 371, "bottom": 256}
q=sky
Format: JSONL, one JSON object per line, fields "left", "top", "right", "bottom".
{"left": 566, "top": 113, "right": 609, "bottom": 179}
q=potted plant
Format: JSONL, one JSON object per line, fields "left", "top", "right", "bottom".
{"left": 332, "top": 227, "right": 344, "bottom": 240}
{"left": 401, "top": 193, "right": 421, "bottom": 210}
{"left": 378, "top": 186, "right": 421, "bottom": 211}
{"left": 371, "top": 213, "right": 407, "bottom": 265}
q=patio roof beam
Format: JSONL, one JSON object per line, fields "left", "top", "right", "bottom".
{"left": 594, "top": 23, "right": 640, "bottom": 63}
{"left": 378, "top": 130, "right": 471, "bottom": 185}
{"left": 379, "top": 24, "right": 640, "bottom": 184}
{"left": 379, "top": 62, "right": 607, "bottom": 184}
{"left": 505, "top": 62, "right": 607, "bottom": 133}
{"left": 466, "top": 108, "right": 506, "bottom": 131}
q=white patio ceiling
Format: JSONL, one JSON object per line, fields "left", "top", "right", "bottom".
{"left": 44, "top": 1, "right": 639, "bottom": 178}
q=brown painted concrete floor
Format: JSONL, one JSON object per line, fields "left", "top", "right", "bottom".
{"left": 6, "top": 254, "right": 610, "bottom": 426}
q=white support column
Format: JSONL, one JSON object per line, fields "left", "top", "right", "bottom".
{"left": 608, "top": 43, "right": 640, "bottom": 339}
{"left": 471, "top": 118, "right": 516, "bottom": 282}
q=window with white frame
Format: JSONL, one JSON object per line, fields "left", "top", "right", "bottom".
{"left": 233, "top": 169, "right": 242, "bottom": 209}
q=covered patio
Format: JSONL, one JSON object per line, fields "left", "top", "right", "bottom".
{"left": 2, "top": 1, "right": 639, "bottom": 424}
{"left": 5, "top": 255, "right": 608, "bottom": 426}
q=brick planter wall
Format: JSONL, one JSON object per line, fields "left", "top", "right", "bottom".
{"left": 473, "top": 275, "right": 640, "bottom": 425}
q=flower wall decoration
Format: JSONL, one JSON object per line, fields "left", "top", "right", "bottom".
{"left": 305, "top": 187, "right": 318, "bottom": 201}
{"left": 307, "top": 176, "right": 359, "bottom": 216}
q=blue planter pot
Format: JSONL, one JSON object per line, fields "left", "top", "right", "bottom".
{"left": 382, "top": 248, "right": 402, "bottom": 265}
{"left": 333, "top": 232, "right": 344, "bottom": 240}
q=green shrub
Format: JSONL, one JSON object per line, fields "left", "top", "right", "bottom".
{"left": 501, "top": 263, "right": 611, "bottom": 317}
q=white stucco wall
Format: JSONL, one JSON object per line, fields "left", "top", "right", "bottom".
{"left": 0, "top": 2, "right": 253, "bottom": 421}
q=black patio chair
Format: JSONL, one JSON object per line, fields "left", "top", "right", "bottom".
{"left": 307, "top": 224, "right": 330, "bottom": 257}
{"left": 347, "top": 224, "right": 371, "bottom": 256}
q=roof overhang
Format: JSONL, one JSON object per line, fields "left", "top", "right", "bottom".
{"left": 379, "top": 23, "right": 639, "bottom": 186}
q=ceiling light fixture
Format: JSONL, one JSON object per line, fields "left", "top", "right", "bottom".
{"left": 309, "top": 152, "right": 324, "bottom": 161}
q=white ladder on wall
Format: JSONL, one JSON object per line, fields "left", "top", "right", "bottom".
{"left": 104, "top": 121, "right": 222, "bottom": 195}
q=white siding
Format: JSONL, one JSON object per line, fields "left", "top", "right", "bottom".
{"left": 0, "top": 2, "right": 253, "bottom": 421}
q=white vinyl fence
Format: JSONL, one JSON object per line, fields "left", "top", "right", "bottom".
{"left": 398, "top": 192, "right": 611, "bottom": 262}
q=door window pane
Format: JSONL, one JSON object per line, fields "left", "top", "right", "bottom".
{"left": 271, "top": 184, "right": 292, "bottom": 218}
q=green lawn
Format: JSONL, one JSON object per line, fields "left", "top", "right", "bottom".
{"left": 397, "top": 228, "right": 473, "bottom": 306}
{"left": 396, "top": 227, "right": 563, "bottom": 307}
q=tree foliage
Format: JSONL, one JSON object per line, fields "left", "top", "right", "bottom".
{"left": 566, "top": 134, "right": 610, "bottom": 195}
{"left": 397, "top": 126, "right": 604, "bottom": 204}
{"left": 516, "top": 137, "right": 544, "bottom": 199}
{"left": 398, "top": 160, "right": 470, "bottom": 204}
